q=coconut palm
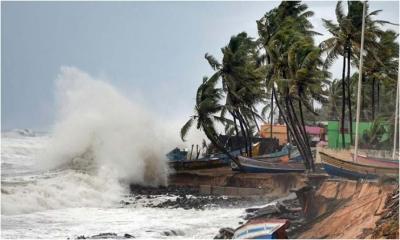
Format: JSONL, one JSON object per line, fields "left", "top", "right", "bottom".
{"left": 362, "top": 30, "right": 399, "bottom": 119}
{"left": 257, "top": 1, "right": 324, "bottom": 171}
{"left": 180, "top": 76, "right": 242, "bottom": 168}
{"left": 205, "top": 32, "right": 266, "bottom": 157}
{"left": 257, "top": 1, "right": 318, "bottom": 139}
{"left": 321, "top": 1, "right": 395, "bottom": 146}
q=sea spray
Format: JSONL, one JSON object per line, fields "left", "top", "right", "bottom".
{"left": 41, "top": 66, "right": 170, "bottom": 186}
{"left": 2, "top": 67, "right": 176, "bottom": 215}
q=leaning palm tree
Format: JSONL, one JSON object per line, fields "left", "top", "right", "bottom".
{"left": 180, "top": 76, "right": 242, "bottom": 168}
{"left": 205, "top": 32, "right": 266, "bottom": 157}
{"left": 266, "top": 27, "right": 328, "bottom": 171}
{"left": 257, "top": 1, "right": 319, "bottom": 139}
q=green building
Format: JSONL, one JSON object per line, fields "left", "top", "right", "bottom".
{"left": 327, "top": 121, "right": 372, "bottom": 149}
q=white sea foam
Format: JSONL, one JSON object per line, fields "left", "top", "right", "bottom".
{"left": 41, "top": 66, "right": 170, "bottom": 185}
{"left": 1, "top": 67, "right": 179, "bottom": 215}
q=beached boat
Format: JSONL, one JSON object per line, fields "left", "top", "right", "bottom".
{"left": 168, "top": 149, "right": 242, "bottom": 171}
{"left": 254, "top": 144, "right": 298, "bottom": 159}
{"left": 320, "top": 151, "right": 398, "bottom": 180}
{"left": 254, "top": 150, "right": 303, "bottom": 163}
{"left": 233, "top": 219, "right": 289, "bottom": 239}
{"left": 233, "top": 155, "right": 305, "bottom": 173}
{"left": 351, "top": 153, "right": 399, "bottom": 168}
{"left": 169, "top": 156, "right": 230, "bottom": 170}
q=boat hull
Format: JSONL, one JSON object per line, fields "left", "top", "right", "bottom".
{"left": 233, "top": 219, "right": 289, "bottom": 239}
{"left": 235, "top": 156, "right": 305, "bottom": 173}
{"left": 352, "top": 154, "right": 399, "bottom": 168}
{"left": 169, "top": 158, "right": 229, "bottom": 170}
{"left": 320, "top": 151, "right": 398, "bottom": 179}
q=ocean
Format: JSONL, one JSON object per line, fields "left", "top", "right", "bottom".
{"left": 1, "top": 130, "right": 245, "bottom": 239}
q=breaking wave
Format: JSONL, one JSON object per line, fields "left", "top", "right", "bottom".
{"left": 43, "top": 66, "right": 170, "bottom": 185}
{"left": 2, "top": 66, "right": 174, "bottom": 215}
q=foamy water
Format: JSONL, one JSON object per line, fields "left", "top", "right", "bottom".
{"left": 1, "top": 131, "right": 245, "bottom": 239}
{"left": 1, "top": 67, "right": 245, "bottom": 239}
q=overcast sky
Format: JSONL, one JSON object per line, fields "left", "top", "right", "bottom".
{"left": 2, "top": 1, "right": 399, "bottom": 130}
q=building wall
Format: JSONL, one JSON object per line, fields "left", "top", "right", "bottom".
{"left": 260, "top": 124, "right": 287, "bottom": 145}
{"left": 327, "top": 121, "right": 372, "bottom": 149}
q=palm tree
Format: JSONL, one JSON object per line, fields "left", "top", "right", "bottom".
{"left": 205, "top": 32, "right": 266, "bottom": 157}
{"left": 257, "top": 1, "right": 318, "bottom": 139}
{"left": 180, "top": 76, "right": 242, "bottom": 168}
{"left": 321, "top": 1, "right": 394, "bottom": 147}
{"left": 362, "top": 30, "right": 399, "bottom": 119}
{"left": 325, "top": 79, "right": 342, "bottom": 120}
{"left": 257, "top": 1, "right": 324, "bottom": 171}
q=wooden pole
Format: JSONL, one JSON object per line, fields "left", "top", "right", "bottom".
{"left": 353, "top": 1, "right": 366, "bottom": 162}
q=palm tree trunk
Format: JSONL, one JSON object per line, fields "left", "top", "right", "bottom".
{"left": 298, "top": 99, "right": 314, "bottom": 170}
{"left": 270, "top": 91, "right": 274, "bottom": 138}
{"left": 250, "top": 106, "right": 260, "bottom": 134}
{"left": 272, "top": 87, "right": 309, "bottom": 169}
{"left": 377, "top": 82, "right": 380, "bottom": 114}
{"left": 231, "top": 112, "right": 243, "bottom": 155}
{"left": 203, "top": 127, "right": 242, "bottom": 169}
{"left": 235, "top": 110, "right": 249, "bottom": 156}
{"left": 285, "top": 97, "right": 312, "bottom": 170}
{"left": 277, "top": 83, "right": 311, "bottom": 170}
{"left": 288, "top": 97, "right": 314, "bottom": 170}
{"left": 238, "top": 110, "right": 253, "bottom": 157}
{"left": 347, "top": 46, "right": 353, "bottom": 144}
{"left": 341, "top": 53, "right": 347, "bottom": 148}
{"left": 372, "top": 78, "right": 375, "bottom": 120}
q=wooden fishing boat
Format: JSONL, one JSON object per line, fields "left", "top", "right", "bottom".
{"left": 254, "top": 150, "right": 303, "bottom": 164}
{"left": 169, "top": 156, "right": 229, "bottom": 171}
{"left": 351, "top": 153, "right": 399, "bottom": 168}
{"left": 254, "top": 145, "right": 297, "bottom": 159}
{"left": 233, "top": 219, "right": 289, "bottom": 239}
{"left": 233, "top": 155, "right": 305, "bottom": 173}
{"left": 320, "top": 151, "right": 398, "bottom": 180}
{"left": 167, "top": 148, "right": 241, "bottom": 171}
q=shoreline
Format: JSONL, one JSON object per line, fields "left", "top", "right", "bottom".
{"left": 141, "top": 168, "right": 399, "bottom": 239}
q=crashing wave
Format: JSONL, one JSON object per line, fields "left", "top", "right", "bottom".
{"left": 1, "top": 67, "right": 177, "bottom": 215}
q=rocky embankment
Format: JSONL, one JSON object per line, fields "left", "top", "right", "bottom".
{"left": 127, "top": 184, "right": 264, "bottom": 210}
{"left": 296, "top": 180, "right": 397, "bottom": 239}
{"left": 211, "top": 178, "right": 398, "bottom": 239}
{"left": 372, "top": 186, "right": 399, "bottom": 239}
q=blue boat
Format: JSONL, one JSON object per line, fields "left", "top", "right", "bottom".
{"left": 233, "top": 219, "right": 289, "bottom": 239}
{"left": 167, "top": 148, "right": 242, "bottom": 170}
{"left": 233, "top": 155, "right": 305, "bottom": 173}
{"left": 320, "top": 151, "right": 398, "bottom": 180}
{"left": 166, "top": 148, "right": 188, "bottom": 161}
{"left": 254, "top": 144, "right": 296, "bottom": 159}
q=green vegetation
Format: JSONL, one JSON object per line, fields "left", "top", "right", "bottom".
{"left": 181, "top": 1, "right": 399, "bottom": 171}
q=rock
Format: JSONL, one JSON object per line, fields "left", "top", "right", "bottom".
{"left": 372, "top": 186, "right": 399, "bottom": 239}
{"left": 162, "top": 230, "right": 181, "bottom": 236}
{"left": 76, "top": 232, "right": 136, "bottom": 239}
{"left": 89, "top": 233, "right": 118, "bottom": 239}
{"left": 245, "top": 203, "right": 281, "bottom": 220}
{"left": 214, "top": 227, "right": 235, "bottom": 239}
